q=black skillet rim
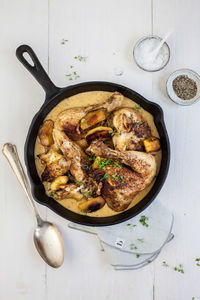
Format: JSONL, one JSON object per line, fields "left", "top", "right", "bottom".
{"left": 24, "top": 81, "right": 170, "bottom": 226}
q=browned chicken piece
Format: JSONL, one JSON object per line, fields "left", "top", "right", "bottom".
{"left": 39, "top": 119, "right": 54, "bottom": 147}
{"left": 87, "top": 141, "right": 156, "bottom": 211}
{"left": 53, "top": 129, "right": 87, "bottom": 182}
{"left": 53, "top": 129, "right": 99, "bottom": 198}
{"left": 39, "top": 149, "right": 71, "bottom": 182}
{"left": 110, "top": 108, "right": 151, "bottom": 151}
{"left": 53, "top": 183, "right": 85, "bottom": 201}
{"left": 54, "top": 92, "right": 124, "bottom": 141}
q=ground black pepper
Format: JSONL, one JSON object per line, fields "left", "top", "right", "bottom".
{"left": 172, "top": 75, "right": 197, "bottom": 100}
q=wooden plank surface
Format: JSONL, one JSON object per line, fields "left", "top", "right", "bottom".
{"left": 1, "top": 0, "right": 200, "bottom": 299}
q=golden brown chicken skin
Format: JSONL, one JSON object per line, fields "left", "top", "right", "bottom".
{"left": 87, "top": 141, "right": 156, "bottom": 211}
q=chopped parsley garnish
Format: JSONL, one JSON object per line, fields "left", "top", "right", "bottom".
{"left": 142, "top": 134, "right": 147, "bottom": 139}
{"left": 112, "top": 172, "right": 119, "bottom": 181}
{"left": 84, "top": 164, "right": 92, "bottom": 171}
{"left": 81, "top": 119, "right": 87, "bottom": 125}
{"left": 162, "top": 261, "right": 169, "bottom": 267}
{"left": 174, "top": 264, "right": 184, "bottom": 274}
{"left": 130, "top": 243, "right": 138, "bottom": 250}
{"left": 65, "top": 70, "right": 80, "bottom": 80}
{"left": 96, "top": 157, "right": 113, "bottom": 169}
{"left": 70, "top": 65, "right": 74, "bottom": 68}
{"left": 76, "top": 181, "right": 84, "bottom": 186}
{"left": 133, "top": 104, "right": 141, "bottom": 110}
{"left": 119, "top": 175, "right": 124, "bottom": 183}
{"left": 81, "top": 188, "right": 90, "bottom": 197}
{"left": 61, "top": 39, "right": 68, "bottom": 44}
{"left": 151, "top": 137, "right": 156, "bottom": 141}
{"left": 137, "top": 238, "right": 144, "bottom": 243}
{"left": 74, "top": 55, "right": 87, "bottom": 62}
{"left": 148, "top": 260, "right": 152, "bottom": 264}
{"left": 109, "top": 129, "right": 119, "bottom": 137}
{"left": 49, "top": 192, "right": 55, "bottom": 197}
{"left": 88, "top": 154, "right": 95, "bottom": 161}
{"left": 139, "top": 215, "right": 149, "bottom": 227}
{"left": 100, "top": 173, "right": 110, "bottom": 181}
{"left": 125, "top": 142, "right": 129, "bottom": 149}
{"left": 127, "top": 223, "right": 136, "bottom": 230}
{"left": 195, "top": 258, "right": 200, "bottom": 266}
{"left": 113, "top": 161, "right": 123, "bottom": 169}
{"left": 136, "top": 254, "right": 140, "bottom": 259}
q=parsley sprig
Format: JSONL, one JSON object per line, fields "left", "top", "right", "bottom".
{"left": 74, "top": 55, "right": 87, "bottom": 62}
{"left": 174, "top": 264, "right": 184, "bottom": 274}
{"left": 195, "top": 258, "right": 200, "bottom": 266}
{"left": 130, "top": 243, "right": 138, "bottom": 250}
{"left": 66, "top": 71, "right": 80, "bottom": 81}
{"left": 127, "top": 223, "right": 136, "bottom": 230}
{"left": 162, "top": 261, "right": 169, "bottom": 267}
{"left": 139, "top": 215, "right": 149, "bottom": 227}
{"left": 133, "top": 104, "right": 141, "bottom": 110}
{"left": 61, "top": 38, "right": 68, "bottom": 44}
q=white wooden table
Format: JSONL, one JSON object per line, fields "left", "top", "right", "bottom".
{"left": 1, "top": 1, "right": 200, "bottom": 299}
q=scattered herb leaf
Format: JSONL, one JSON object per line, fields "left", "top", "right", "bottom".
{"left": 81, "top": 119, "right": 87, "bottom": 125}
{"left": 133, "top": 104, "right": 141, "bottom": 110}
{"left": 100, "top": 173, "right": 110, "bottom": 181}
{"left": 130, "top": 243, "right": 138, "bottom": 250}
{"left": 148, "top": 260, "right": 152, "bottom": 264}
{"left": 65, "top": 70, "right": 80, "bottom": 80}
{"left": 96, "top": 158, "right": 113, "bottom": 169}
{"left": 136, "top": 254, "right": 140, "bottom": 259}
{"left": 76, "top": 181, "right": 84, "bottom": 186}
{"left": 49, "top": 192, "right": 55, "bottom": 197}
{"left": 137, "top": 238, "right": 144, "bottom": 243}
{"left": 84, "top": 164, "right": 92, "bottom": 171}
{"left": 127, "top": 224, "right": 136, "bottom": 230}
{"left": 139, "top": 215, "right": 149, "bottom": 227}
{"left": 174, "top": 264, "right": 184, "bottom": 274}
{"left": 61, "top": 38, "right": 68, "bottom": 44}
{"left": 195, "top": 258, "right": 200, "bottom": 266}
{"left": 88, "top": 153, "right": 95, "bottom": 161}
{"left": 74, "top": 55, "right": 87, "bottom": 62}
{"left": 119, "top": 175, "right": 124, "bottom": 183}
{"left": 81, "top": 188, "right": 90, "bottom": 197}
{"left": 162, "top": 261, "right": 169, "bottom": 267}
{"left": 113, "top": 161, "right": 123, "bottom": 169}
{"left": 143, "top": 134, "right": 147, "bottom": 139}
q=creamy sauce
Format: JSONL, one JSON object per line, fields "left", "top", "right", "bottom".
{"left": 35, "top": 91, "right": 161, "bottom": 217}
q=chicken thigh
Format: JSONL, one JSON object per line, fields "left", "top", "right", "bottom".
{"left": 87, "top": 141, "right": 156, "bottom": 211}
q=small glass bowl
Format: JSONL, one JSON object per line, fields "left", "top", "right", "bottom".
{"left": 133, "top": 35, "right": 170, "bottom": 72}
{"left": 166, "top": 69, "right": 200, "bottom": 106}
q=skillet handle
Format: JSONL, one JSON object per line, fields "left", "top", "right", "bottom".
{"left": 16, "top": 45, "right": 60, "bottom": 100}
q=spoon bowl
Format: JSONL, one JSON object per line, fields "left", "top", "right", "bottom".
{"left": 34, "top": 220, "right": 64, "bottom": 268}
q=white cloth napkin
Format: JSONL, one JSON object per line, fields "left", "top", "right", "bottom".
{"left": 68, "top": 199, "right": 174, "bottom": 270}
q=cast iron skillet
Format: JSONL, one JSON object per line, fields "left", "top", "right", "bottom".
{"left": 16, "top": 44, "right": 170, "bottom": 226}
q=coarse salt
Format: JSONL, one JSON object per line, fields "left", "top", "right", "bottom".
{"left": 134, "top": 38, "right": 169, "bottom": 71}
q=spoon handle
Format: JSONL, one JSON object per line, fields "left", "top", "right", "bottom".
{"left": 2, "top": 143, "right": 42, "bottom": 224}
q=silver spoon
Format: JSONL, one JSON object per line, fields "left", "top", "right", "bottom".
{"left": 2, "top": 143, "right": 64, "bottom": 268}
